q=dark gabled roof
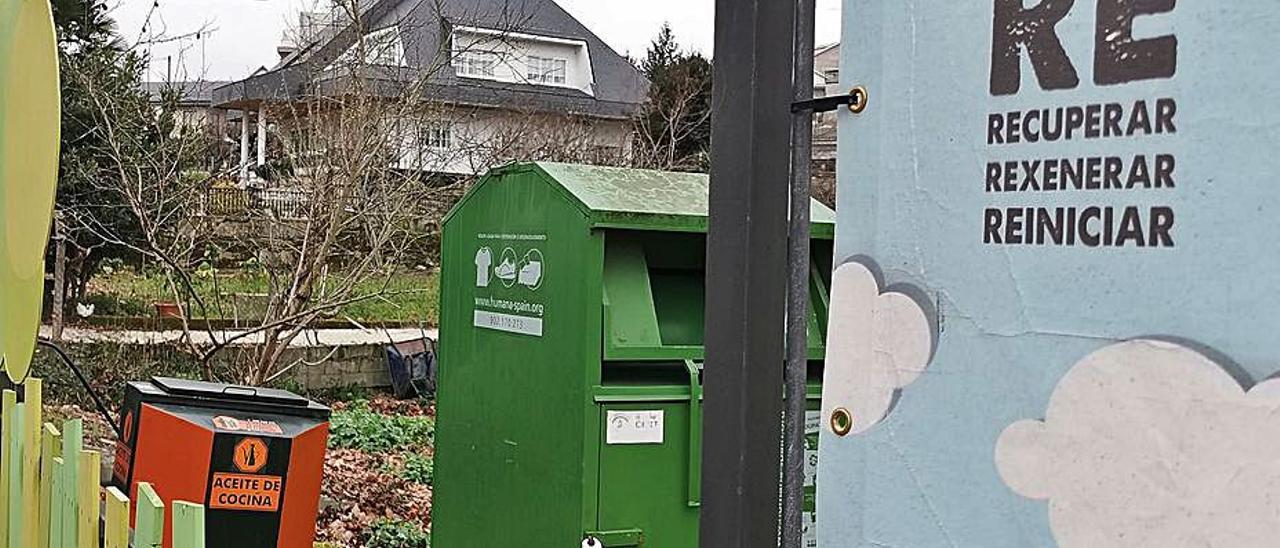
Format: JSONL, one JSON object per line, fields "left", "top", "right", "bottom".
{"left": 143, "top": 80, "right": 231, "bottom": 105}
{"left": 213, "top": 0, "right": 649, "bottom": 120}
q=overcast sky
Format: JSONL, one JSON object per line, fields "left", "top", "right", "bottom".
{"left": 108, "top": 0, "right": 842, "bottom": 82}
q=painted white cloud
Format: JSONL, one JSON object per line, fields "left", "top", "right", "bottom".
{"left": 821, "top": 262, "right": 932, "bottom": 436}
{"left": 996, "top": 340, "right": 1280, "bottom": 548}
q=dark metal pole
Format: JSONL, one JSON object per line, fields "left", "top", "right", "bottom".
{"left": 702, "top": 0, "right": 796, "bottom": 546}
{"left": 783, "top": 0, "right": 817, "bottom": 545}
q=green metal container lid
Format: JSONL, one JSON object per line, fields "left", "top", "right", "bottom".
{"left": 447, "top": 162, "right": 837, "bottom": 237}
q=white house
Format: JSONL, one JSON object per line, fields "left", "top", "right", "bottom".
{"left": 212, "top": 0, "right": 649, "bottom": 181}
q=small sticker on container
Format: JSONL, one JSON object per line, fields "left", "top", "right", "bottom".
{"left": 606, "top": 410, "right": 664, "bottom": 445}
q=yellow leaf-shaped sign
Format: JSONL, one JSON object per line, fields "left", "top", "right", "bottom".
{"left": 0, "top": 0, "right": 61, "bottom": 382}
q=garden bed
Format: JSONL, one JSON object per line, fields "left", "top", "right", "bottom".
{"left": 81, "top": 268, "right": 440, "bottom": 326}
{"left": 312, "top": 395, "right": 437, "bottom": 547}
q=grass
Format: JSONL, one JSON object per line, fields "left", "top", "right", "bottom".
{"left": 83, "top": 266, "right": 439, "bottom": 325}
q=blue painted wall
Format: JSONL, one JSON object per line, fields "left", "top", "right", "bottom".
{"left": 820, "top": 1, "right": 1280, "bottom": 546}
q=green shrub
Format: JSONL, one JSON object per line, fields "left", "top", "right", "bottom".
{"left": 384, "top": 452, "right": 434, "bottom": 485}
{"left": 328, "top": 402, "right": 435, "bottom": 453}
{"left": 365, "top": 518, "right": 430, "bottom": 548}
{"left": 79, "top": 292, "right": 149, "bottom": 317}
{"left": 29, "top": 341, "right": 217, "bottom": 407}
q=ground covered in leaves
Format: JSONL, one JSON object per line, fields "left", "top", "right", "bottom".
{"left": 314, "top": 395, "right": 436, "bottom": 547}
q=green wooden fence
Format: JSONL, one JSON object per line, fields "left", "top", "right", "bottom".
{"left": 1, "top": 378, "right": 206, "bottom": 547}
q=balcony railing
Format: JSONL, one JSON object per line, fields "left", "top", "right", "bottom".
{"left": 200, "top": 186, "right": 311, "bottom": 221}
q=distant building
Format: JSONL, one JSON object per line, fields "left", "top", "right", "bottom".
{"left": 212, "top": 0, "right": 650, "bottom": 182}
{"left": 142, "top": 80, "right": 232, "bottom": 133}
{"left": 811, "top": 43, "right": 840, "bottom": 205}
{"left": 811, "top": 42, "right": 840, "bottom": 163}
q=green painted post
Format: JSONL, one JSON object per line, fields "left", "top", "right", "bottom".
{"left": 22, "top": 379, "right": 42, "bottom": 548}
{"left": 9, "top": 403, "right": 24, "bottom": 548}
{"left": 59, "top": 419, "right": 81, "bottom": 545}
{"left": 76, "top": 451, "right": 99, "bottom": 548}
{"left": 103, "top": 486, "right": 129, "bottom": 548}
{"left": 134, "top": 483, "right": 165, "bottom": 548}
{"left": 0, "top": 389, "right": 15, "bottom": 546}
{"left": 172, "top": 501, "right": 205, "bottom": 548}
{"left": 37, "top": 423, "right": 59, "bottom": 548}
{"left": 47, "top": 457, "right": 62, "bottom": 548}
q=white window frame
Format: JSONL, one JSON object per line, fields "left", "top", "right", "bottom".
{"left": 526, "top": 55, "right": 568, "bottom": 85}
{"left": 424, "top": 122, "right": 452, "bottom": 150}
{"left": 328, "top": 26, "right": 407, "bottom": 70}
{"left": 456, "top": 49, "right": 497, "bottom": 78}
{"left": 392, "top": 117, "right": 454, "bottom": 168}
{"left": 450, "top": 26, "right": 595, "bottom": 95}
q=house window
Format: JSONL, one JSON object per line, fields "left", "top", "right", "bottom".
{"left": 424, "top": 123, "right": 452, "bottom": 149}
{"left": 456, "top": 50, "right": 496, "bottom": 77}
{"left": 526, "top": 56, "right": 567, "bottom": 85}
{"left": 329, "top": 26, "right": 407, "bottom": 69}
{"left": 366, "top": 33, "right": 405, "bottom": 66}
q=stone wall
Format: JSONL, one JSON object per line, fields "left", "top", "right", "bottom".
{"left": 290, "top": 344, "right": 391, "bottom": 390}
{"left": 30, "top": 340, "right": 395, "bottom": 406}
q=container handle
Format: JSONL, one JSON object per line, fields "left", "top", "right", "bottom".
{"left": 683, "top": 359, "right": 702, "bottom": 508}
{"left": 222, "top": 386, "right": 259, "bottom": 397}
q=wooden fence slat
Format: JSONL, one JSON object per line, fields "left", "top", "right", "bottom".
{"left": 38, "top": 423, "right": 59, "bottom": 548}
{"left": 0, "top": 378, "right": 211, "bottom": 548}
{"left": 75, "top": 451, "right": 98, "bottom": 548}
{"left": 60, "top": 419, "right": 82, "bottom": 545}
{"left": 0, "top": 389, "right": 15, "bottom": 546}
{"left": 9, "top": 403, "right": 24, "bottom": 548}
{"left": 103, "top": 486, "right": 129, "bottom": 548}
{"left": 47, "top": 457, "right": 63, "bottom": 548}
{"left": 22, "top": 379, "right": 42, "bottom": 548}
{"left": 134, "top": 483, "right": 165, "bottom": 548}
{"left": 172, "top": 501, "right": 205, "bottom": 548}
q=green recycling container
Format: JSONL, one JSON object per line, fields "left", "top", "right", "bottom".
{"left": 432, "top": 163, "right": 835, "bottom": 547}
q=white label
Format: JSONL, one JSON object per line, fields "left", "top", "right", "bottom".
{"left": 803, "top": 410, "right": 820, "bottom": 547}
{"left": 474, "top": 310, "right": 543, "bottom": 337}
{"left": 605, "top": 410, "right": 664, "bottom": 445}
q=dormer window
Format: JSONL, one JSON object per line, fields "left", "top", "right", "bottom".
{"left": 526, "top": 56, "right": 567, "bottom": 85}
{"left": 452, "top": 25, "right": 595, "bottom": 96}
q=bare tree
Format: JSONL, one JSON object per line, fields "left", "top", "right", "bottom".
{"left": 58, "top": 43, "right": 223, "bottom": 323}
{"left": 194, "top": 0, "right": 631, "bottom": 385}
{"left": 64, "top": 0, "right": 636, "bottom": 386}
